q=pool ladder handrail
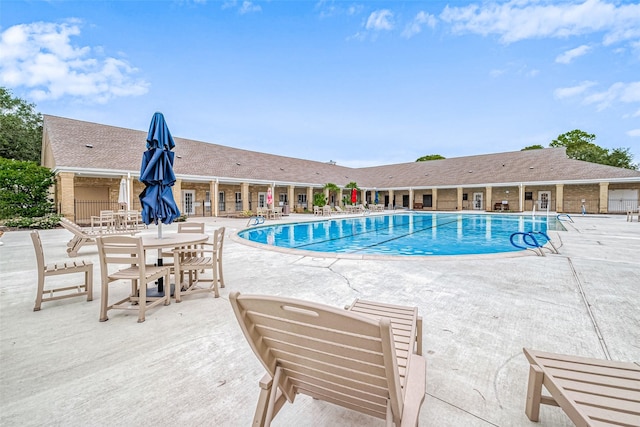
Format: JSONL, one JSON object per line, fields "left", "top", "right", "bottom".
{"left": 247, "top": 215, "right": 266, "bottom": 227}
{"left": 510, "top": 231, "right": 559, "bottom": 256}
{"left": 556, "top": 213, "right": 574, "bottom": 223}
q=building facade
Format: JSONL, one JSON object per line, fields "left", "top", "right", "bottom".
{"left": 42, "top": 115, "right": 640, "bottom": 224}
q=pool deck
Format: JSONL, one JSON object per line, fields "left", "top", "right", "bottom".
{"left": 1, "top": 211, "right": 638, "bottom": 426}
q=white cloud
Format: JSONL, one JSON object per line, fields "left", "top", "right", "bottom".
{"left": 0, "top": 21, "right": 148, "bottom": 103}
{"left": 584, "top": 81, "right": 640, "bottom": 110}
{"left": 440, "top": 0, "right": 640, "bottom": 45}
{"left": 239, "top": 1, "right": 261, "bottom": 14}
{"left": 554, "top": 81, "right": 597, "bottom": 99}
{"left": 366, "top": 10, "right": 394, "bottom": 31}
{"left": 555, "top": 44, "right": 592, "bottom": 63}
{"left": 627, "top": 129, "right": 640, "bottom": 137}
{"left": 401, "top": 11, "right": 437, "bottom": 39}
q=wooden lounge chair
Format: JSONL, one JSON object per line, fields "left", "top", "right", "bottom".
{"left": 229, "top": 292, "right": 427, "bottom": 426}
{"left": 60, "top": 217, "right": 138, "bottom": 257}
{"left": 333, "top": 206, "right": 348, "bottom": 214}
{"left": 523, "top": 348, "right": 640, "bottom": 426}
{"left": 30, "top": 231, "right": 93, "bottom": 311}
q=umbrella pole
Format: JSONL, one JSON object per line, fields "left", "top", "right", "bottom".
{"left": 157, "top": 223, "right": 164, "bottom": 293}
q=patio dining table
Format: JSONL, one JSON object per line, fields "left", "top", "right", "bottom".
{"left": 141, "top": 233, "right": 209, "bottom": 295}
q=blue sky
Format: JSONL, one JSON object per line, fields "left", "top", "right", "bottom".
{"left": 2, "top": 0, "right": 639, "bottom": 167}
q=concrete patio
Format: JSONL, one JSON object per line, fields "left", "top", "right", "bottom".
{"left": 1, "top": 212, "right": 638, "bottom": 426}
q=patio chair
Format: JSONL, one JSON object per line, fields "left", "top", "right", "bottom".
{"left": 229, "top": 292, "right": 427, "bottom": 426}
{"left": 96, "top": 235, "right": 170, "bottom": 323}
{"left": 523, "top": 348, "right": 640, "bottom": 426}
{"left": 172, "top": 227, "right": 225, "bottom": 302}
{"left": 31, "top": 231, "right": 93, "bottom": 311}
{"left": 91, "top": 210, "right": 115, "bottom": 232}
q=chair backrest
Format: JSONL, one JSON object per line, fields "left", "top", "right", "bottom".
{"left": 100, "top": 210, "right": 114, "bottom": 218}
{"left": 178, "top": 222, "right": 205, "bottom": 233}
{"left": 213, "top": 227, "right": 225, "bottom": 258}
{"left": 96, "top": 235, "right": 146, "bottom": 279}
{"left": 229, "top": 292, "right": 404, "bottom": 423}
{"left": 30, "top": 231, "right": 46, "bottom": 275}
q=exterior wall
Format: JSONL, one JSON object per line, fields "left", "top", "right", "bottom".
{"left": 521, "top": 185, "right": 555, "bottom": 212}
{"left": 562, "top": 184, "right": 600, "bottom": 213}
{"left": 488, "top": 186, "right": 520, "bottom": 211}
{"left": 437, "top": 189, "right": 457, "bottom": 210}
{"left": 54, "top": 173, "right": 640, "bottom": 221}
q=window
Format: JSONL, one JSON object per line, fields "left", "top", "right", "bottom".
{"left": 218, "top": 191, "right": 225, "bottom": 212}
{"left": 525, "top": 192, "right": 533, "bottom": 200}
{"left": 462, "top": 193, "right": 468, "bottom": 201}
{"left": 297, "top": 194, "right": 307, "bottom": 205}
{"left": 235, "top": 192, "right": 242, "bottom": 211}
{"left": 279, "top": 193, "right": 288, "bottom": 206}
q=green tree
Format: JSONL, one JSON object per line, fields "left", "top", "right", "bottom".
{"left": 0, "top": 87, "right": 43, "bottom": 162}
{"left": 0, "top": 158, "right": 55, "bottom": 218}
{"left": 521, "top": 145, "right": 544, "bottom": 151}
{"left": 344, "top": 181, "right": 360, "bottom": 205}
{"left": 416, "top": 154, "right": 445, "bottom": 161}
{"left": 323, "top": 182, "right": 340, "bottom": 206}
{"left": 550, "top": 129, "right": 636, "bottom": 169}
{"left": 313, "top": 192, "right": 327, "bottom": 207}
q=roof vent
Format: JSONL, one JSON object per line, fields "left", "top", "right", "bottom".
{"left": 468, "top": 170, "right": 473, "bottom": 173}
{"left": 85, "top": 144, "right": 93, "bottom": 148}
{"left": 176, "top": 155, "right": 182, "bottom": 159}
{"left": 529, "top": 166, "right": 534, "bottom": 169}
{"left": 236, "top": 162, "right": 241, "bottom": 166}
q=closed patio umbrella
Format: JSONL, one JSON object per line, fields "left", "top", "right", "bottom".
{"left": 139, "top": 112, "right": 181, "bottom": 295}
{"left": 351, "top": 188, "right": 357, "bottom": 204}
{"left": 267, "top": 187, "right": 273, "bottom": 207}
{"left": 118, "top": 177, "right": 129, "bottom": 209}
{"left": 139, "top": 112, "right": 180, "bottom": 236}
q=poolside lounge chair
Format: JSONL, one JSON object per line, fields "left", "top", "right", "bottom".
{"left": 333, "top": 206, "right": 348, "bottom": 214}
{"left": 30, "top": 231, "right": 93, "bottom": 311}
{"left": 523, "top": 348, "right": 640, "bottom": 426}
{"left": 60, "top": 217, "right": 139, "bottom": 257}
{"left": 229, "top": 292, "right": 427, "bottom": 426}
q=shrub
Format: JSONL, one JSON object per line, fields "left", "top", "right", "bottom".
{"left": 3, "top": 214, "right": 61, "bottom": 229}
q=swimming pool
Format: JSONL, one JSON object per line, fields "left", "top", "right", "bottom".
{"left": 237, "top": 212, "right": 565, "bottom": 257}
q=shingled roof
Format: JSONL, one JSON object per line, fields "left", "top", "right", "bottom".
{"left": 43, "top": 115, "right": 640, "bottom": 189}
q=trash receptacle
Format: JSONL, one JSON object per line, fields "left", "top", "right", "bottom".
{"left": 283, "top": 205, "right": 290, "bottom": 215}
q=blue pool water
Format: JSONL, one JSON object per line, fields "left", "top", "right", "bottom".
{"left": 237, "top": 213, "right": 565, "bottom": 256}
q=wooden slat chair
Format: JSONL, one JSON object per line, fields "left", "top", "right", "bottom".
{"left": 96, "top": 235, "right": 170, "bottom": 323}
{"left": 159, "top": 222, "right": 206, "bottom": 278}
{"left": 523, "top": 348, "right": 640, "bottom": 426}
{"left": 172, "top": 227, "right": 225, "bottom": 302}
{"left": 229, "top": 292, "right": 427, "bottom": 426}
{"left": 31, "top": 231, "right": 93, "bottom": 311}
{"left": 91, "top": 210, "right": 115, "bottom": 232}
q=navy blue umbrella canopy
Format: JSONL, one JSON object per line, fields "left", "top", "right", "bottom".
{"left": 139, "top": 112, "right": 181, "bottom": 226}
